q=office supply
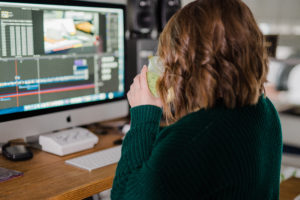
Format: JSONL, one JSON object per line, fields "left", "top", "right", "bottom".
{"left": 65, "top": 145, "right": 122, "bottom": 171}
{"left": 122, "top": 124, "right": 131, "bottom": 135}
{"left": 39, "top": 127, "right": 98, "bottom": 156}
{"left": 2, "top": 142, "right": 33, "bottom": 161}
{"left": 0, "top": 167, "right": 23, "bottom": 183}
{"left": 0, "top": 0, "right": 128, "bottom": 143}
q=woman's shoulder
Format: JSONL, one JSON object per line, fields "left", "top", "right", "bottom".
{"left": 151, "top": 96, "right": 281, "bottom": 167}
{"left": 156, "top": 95, "right": 280, "bottom": 144}
{"left": 155, "top": 107, "right": 224, "bottom": 145}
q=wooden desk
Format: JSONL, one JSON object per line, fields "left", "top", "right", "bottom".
{"left": 280, "top": 177, "right": 300, "bottom": 200}
{"left": 0, "top": 130, "right": 123, "bottom": 200}
{"left": 1, "top": 127, "right": 300, "bottom": 200}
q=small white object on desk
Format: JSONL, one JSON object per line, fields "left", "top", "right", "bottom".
{"left": 122, "top": 124, "right": 130, "bottom": 134}
{"left": 65, "top": 145, "right": 122, "bottom": 171}
{"left": 295, "top": 194, "right": 300, "bottom": 200}
{"left": 39, "top": 127, "right": 98, "bottom": 156}
{"left": 121, "top": 123, "right": 130, "bottom": 139}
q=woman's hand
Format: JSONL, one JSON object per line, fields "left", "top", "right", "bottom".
{"left": 127, "top": 66, "right": 163, "bottom": 108}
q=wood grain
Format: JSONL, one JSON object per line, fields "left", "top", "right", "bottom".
{"left": 0, "top": 130, "right": 123, "bottom": 200}
{"left": 280, "top": 177, "right": 300, "bottom": 200}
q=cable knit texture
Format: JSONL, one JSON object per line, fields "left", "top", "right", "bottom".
{"left": 111, "top": 96, "right": 282, "bottom": 200}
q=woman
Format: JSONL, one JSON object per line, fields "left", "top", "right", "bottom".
{"left": 111, "top": 0, "right": 282, "bottom": 199}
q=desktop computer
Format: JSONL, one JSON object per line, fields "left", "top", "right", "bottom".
{"left": 0, "top": 0, "right": 128, "bottom": 143}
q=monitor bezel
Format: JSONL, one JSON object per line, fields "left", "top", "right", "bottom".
{"left": 0, "top": 0, "right": 127, "bottom": 123}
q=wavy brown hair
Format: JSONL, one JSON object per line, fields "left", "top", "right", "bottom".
{"left": 156, "top": 0, "right": 268, "bottom": 123}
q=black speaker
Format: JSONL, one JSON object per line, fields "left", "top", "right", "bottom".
{"left": 126, "top": 39, "right": 158, "bottom": 92}
{"left": 157, "top": 0, "right": 181, "bottom": 32}
{"left": 127, "top": 0, "right": 157, "bottom": 37}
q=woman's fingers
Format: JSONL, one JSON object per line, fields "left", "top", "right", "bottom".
{"left": 133, "top": 74, "right": 141, "bottom": 89}
{"left": 140, "top": 65, "right": 148, "bottom": 89}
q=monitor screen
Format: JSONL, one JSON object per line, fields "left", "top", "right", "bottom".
{"left": 0, "top": 1, "right": 125, "bottom": 120}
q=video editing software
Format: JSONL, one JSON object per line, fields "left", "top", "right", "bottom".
{"left": 0, "top": 2, "right": 125, "bottom": 115}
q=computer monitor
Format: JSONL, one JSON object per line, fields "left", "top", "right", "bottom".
{"left": 0, "top": 0, "right": 128, "bottom": 143}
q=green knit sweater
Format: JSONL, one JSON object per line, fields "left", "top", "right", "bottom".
{"left": 111, "top": 96, "right": 282, "bottom": 200}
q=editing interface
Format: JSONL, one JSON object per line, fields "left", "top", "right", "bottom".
{"left": 0, "top": 3, "right": 125, "bottom": 115}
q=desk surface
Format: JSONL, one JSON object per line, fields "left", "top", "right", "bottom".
{"left": 1, "top": 129, "right": 300, "bottom": 200}
{"left": 0, "top": 130, "right": 123, "bottom": 200}
{"left": 280, "top": 177, "right": 300, "bottom": 200}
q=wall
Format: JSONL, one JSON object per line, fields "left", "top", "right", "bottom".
{"left": 244, "top": 0, "right": 300, "bottom": 30}
{"left": 180, "top": 0, "right": 300, "bottom": 35}
{"left": 243, "top": 0, "right": 300, "bottom": 51}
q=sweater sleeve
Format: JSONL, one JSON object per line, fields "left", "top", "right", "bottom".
{"left": 111, "top": 105, "right": 162, "bottom": 199}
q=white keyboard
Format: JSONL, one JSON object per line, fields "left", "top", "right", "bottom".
{"left": 65, "top": 146, "right": 122, "bottom": 171}
{"left": 39, "top": 127, "right": 98, "bottom": 156}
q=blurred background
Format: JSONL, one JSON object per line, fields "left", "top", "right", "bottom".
{"left": 242, "top": 0, "right": 300, "bottom": 179}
